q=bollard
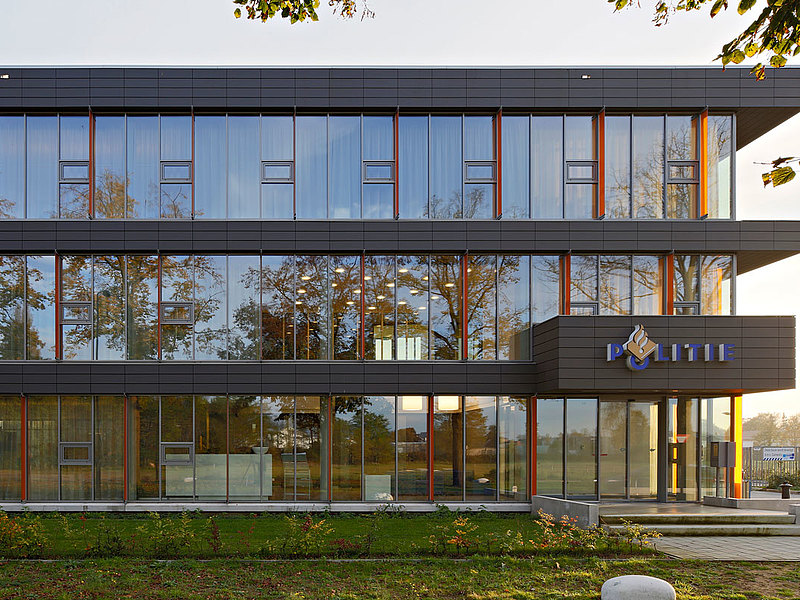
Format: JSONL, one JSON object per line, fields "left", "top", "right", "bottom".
{"left": 780, "top": 481, "right": 792, "bottom": 500}
{"left": 601, "top": 575, "right": 676, "bottom": 600}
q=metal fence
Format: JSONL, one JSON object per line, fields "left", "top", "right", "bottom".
{"left": 743, "top": 446, "right": 800, "bottom": 489}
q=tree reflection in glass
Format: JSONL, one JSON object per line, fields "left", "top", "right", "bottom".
{"left": 330, "top": 255, "right": 360, "bottom": 360}
{"left": 397, "top": 256, "right": 429, "bottom": 360}
{"left": 261, "top": 255, "right": 295, "bottom": 360}
{"left": 0, "top": 256, "right": 26, "bottom": 359}
{"left": 430, "top": 255, "right": 462, "bottom": 360}
{"left": 364, "top": 256, "right": 395, "bottom": 360}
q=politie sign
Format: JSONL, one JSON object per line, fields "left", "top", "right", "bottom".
{"left": 607, "top": 324, "right": 735, "bottom": 372}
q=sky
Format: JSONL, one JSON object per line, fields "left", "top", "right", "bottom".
{"left": 1, "top": 0, "right": 799, "bottom": 419}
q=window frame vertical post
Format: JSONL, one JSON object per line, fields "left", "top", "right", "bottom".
{"left": 562, "top": 254, "right": 571, "bottom": 315}
{"left": 665, "top": 253, "right": 675, "bottom": 315}
{"left": 393, "top": 109, "right": 400, "bottom": 219}
{"left": 55, "top": 253, "right": 61, "bottom": 360}
{"left": 20, "top": 395, "right": 27, "bottom": 502}
{"left": 123, "top": 394, "right": 128, "bottom": 502}
{"left": 731, "top": 395, "right": 743, "bottom": 498}
{"left": 700, "top": 109, "right": 709, "bottom": 218}
{"left": 462, "top": 254, "right": 468, "bottom": 360}
{"left": 496, "top": 109, "right": 502, "bottom": 219}
{"left": 190, "top": 111, "right": 195, "bottom": 219}
{"left": 360, "top": 254, "right": 366, "bottom": 360}
{"left": 530, "top": 395, "right": 536, "bottom": 498}
{"left": 597, "top": 109, "right": 605, "bottom": 219}
{"left": 88, "top": 109, "right": 94, "bottom": 218}
{"left": 427, "top": 394, "right": 434, "bottom": 502}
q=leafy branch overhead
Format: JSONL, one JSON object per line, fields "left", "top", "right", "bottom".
{"left": 761, "top": 157, "right": 800, "bottom": 186}
{"left": 232, "top": 0, "right": 373, "bottom": 23}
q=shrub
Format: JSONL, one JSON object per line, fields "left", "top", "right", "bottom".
{"left": 136, "top": 511, "right": 197, "bottom": 558}
{"left": 766, "top": 472, "right": 800, "bottom": 490}
{"left": 261, "top": 514, "right": 333, "bottom": 557}
{"left": 0, "top": 510, "right": 47, "bottom": 558}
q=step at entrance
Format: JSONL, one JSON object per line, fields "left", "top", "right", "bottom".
{"left": 600, "top": 507, "right": 799, "bottom": 536}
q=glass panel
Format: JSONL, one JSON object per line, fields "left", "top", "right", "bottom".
{"left": 464, "top": 183, "right": 493, "bottom": 219}
{"left": 194, "top": 255, "right": 227, "bottom": 360}
{"left": 126, "top": 255, "right": 158, "bottom": 360}
{"left": 0, "top": 396, "right": 22, "bottom": 500}
{"left": 668, "top": 397, "right": 699, "bottom": 501}
{"left": 162, "top": 163, "right": 191, "bottom": 181}
{"left": 61, "top": 163, "right": 89, "bottom": 181}
{"left": 531, "top": 116, "right": 563, "bottom": 219}
{"left": 330, "top": 255, "right": 361, "bottom": 360}
{"left": 228, "top": 116, "right": 260, "bottom": 218}
{"left": 94, "top": 396, "right": 124, "bottom": 500}
{"left": 160, "top": 183, "right": 191, "bottom": 219}
{"left": 94, "top": 116, "right": 126, "bottom": 219}
{"left": 195, "top": 395, "right": 227, "bottom": 501}
{"left": 362, "top": 183, "right": 393, "bottom": 219}
{"left": 466, "top": 255, "right": 496, "bottom": 360}
{"left": 263, "top": 163, "right": 293, "bottom": 181}
{"left": 397, "top": 395, "right": 428, "bottom": 500}
{"left": 667, "top": 183, "right": 697, "bottom": 219}
{"left": 194, "top": 116, "right": 226, "bottom": 219}
{"left": 295, "top": 395, "right": 327, "bottom": 501}
{"left": 567, "top": 164, "right": 594, "bottom": 180}
{"left": 599, "top": 401, "right": 626, "bottom": 498}
{"left": 61, "top": 255, "right": 92, "bottom": 360}
{"left": 364, "top": 395, "right": 396, "bottom": 501}
{"left": 26, "top": 116, "right": 58, "bottom": 219}
{"left": 464, "top": 116, "right": 494, "bottom": 161}
{"left": 126, "top": 116, "right": 159, "bottom": 219}
{"left": 605, "top": 116, "right": 631, "bottom": 219}
{"left": 669, "top": 164, "right": 697, "bottom": 180}
{"left": 161, "top": 395, "right": 194, "bottom": 500}
{"left": 329, "top": 116, "right": 362, "bottom": 219}
{"left": 27, "top": 396, "right": 58, "bottom": 500}
{"left": 708, "top": 116, "right": 732, "bottom": 219}
{"left": 59, "top": 183, "right": 90, "bottom": 219}
{"left": 465, "top": 396, "right": 496, "bottom": 501}
{"left": 498, "top": 255, "right": 530, "bottom": 360}
{"left": 129, "top": 395, "right": 159, "bottom": 500}
{"left": 397, "top": 255, "right": 428, "bottom": 360}
{"left": 633, "top": 255, "right": 662, "bottom": 315}
{"left": 430, "top": 255, "right": 462, "bottom": 360}
{"left": 261, "top": 396, "right": 294, "bottom": 500}
{"left": 629, "top": 401, "right": 659, "bottom": 499}
{"left": 60, "top": 396, "right": 92, "bottom": 500}
{"left": 364, "top": 163, "right": 394, "bottom": 181}
{"left": 262, "top": 183, "right": 294, "bottom": 219}
{"left": 565, "top": 398, "right": 597, "bottom": 499}
{"left": 365, "top": 255, "right": 395, "bottom": 360}
{"left": 501, "top": 116, "right": 529, "bottom": 219}
{"left": 60, "top": 116, "right": 89, "bottom": 161}
{"left": 433, "top": 395, "right": 462, "bottom": 500}
{"left": 161, "top": 256, "right": 194, "bottom": 360}
{"left": 228, "top": 256, "right": 260, "bottom": 361}
{"left": 26, "top": 255, "right": 56, "bottom": 360}
{"left": 701, "top": 255, "right": 732, "bottom": 315}
{"left": 261, "top": 255, "right": 294, "bottom": 360}
{"left": 261, "top": 116, "right": 293, "bottom": 161}
{"left": 429, "top": 116, "right": 462, "bottom": 219}
{"left": 632, "top": 116, "right": 664, "bottom": 219}
{"left": 332, "top": 396, "right": 362, "bottom": 501}
{"left": 532, "top": 255, "right": 561, "bottom": 323}
{"left": 0, "top": 117, "right": 25, "bottom": 218}
{"left": 565, "top": 185, "right": 595, "bottom": 219}
{"left": 62, "top": 445, "right": 90, "bottom": 461}
{"left": 363, "top": 116, "right": 393, "bottom": 161}
{"left": 398, "top": 116, "right": 428, "bottom": 219}
{"left": 295, "top": 255, "right": 328, "bottom": 360}
{"left": 228, "top": 396, "right": 262, "bottom": 501}
{"left": 0, "top": 256, "right": 26, "bottom": 360}
{"left": 570, "top": 255, "right": 597, "bottom": 306}
{"left": 673, "top": 255, "right": 699, "bottom": 312}
{"left": 536, "top": 398, "right": 563, "bottom": 496}
{"left": 499, "top": 396, "right": 526, "bottom": 501}
{"left": 295, "top": 116, "right": 327, "bottom": 219}
{"left": 565, "top": 116, "right": 595, "bottom": 161}
{"left": 599, "top": 255, "right": 631, "bottom": 315}
{"left": 160, "top": 116, "right": 191, "bottom": 161}
{"left": 701, "top": 397, "right": 730, "bottom": 498}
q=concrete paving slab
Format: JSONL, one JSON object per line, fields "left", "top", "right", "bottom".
{"left": 654, "top": 536, "right": 800, "bottom": 561}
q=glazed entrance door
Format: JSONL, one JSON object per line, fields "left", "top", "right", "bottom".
{"left": 667, "top": 397, "right": 700, "bottom": 501}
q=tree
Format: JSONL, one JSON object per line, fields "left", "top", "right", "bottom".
{"left": 232, "top": 0, "right": 372, "bottom": 23}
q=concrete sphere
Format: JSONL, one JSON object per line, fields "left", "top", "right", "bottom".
{"left": 601, "top": 575, "right": 676, "bottom": 600}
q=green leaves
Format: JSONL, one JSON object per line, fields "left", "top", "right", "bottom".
{"left": 710, "top": 0, "right": 728, "bottom": 17}
{"left": 737, "top": 0, "right": 757, "bottom": 14}
{"left": 231, "top": 0, "right": 363, "bottom": 23}
{"left": 730, "top": 49, "right": 746, "bottom": 63}
{"left": 763, "top": 165, "right": 797, "bottom": 187}
{"left": 234, "top": 7, "right": 242, "bottom": 18}
{"left": 770, "top": 54, "right": 788, "bottom": 67}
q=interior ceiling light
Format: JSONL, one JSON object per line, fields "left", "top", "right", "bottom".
{"left": 386, "top": 282, "right": 394, "bottom": 287}
{"left": 331, "top": 283, "right": 338, "bottom": 287}
{"left": 335, "top": 268, "right": 345, "bottom": 273}
{"left": 353, "top": 289, "right": 361, "bottom": 294}
{"left": 444, "top": 283, "right": 454, "bottom": 288}
{"left": 398, "top": 300, "right": 407, "bottom": 305}
{"left": 297, "top": 289, "right": 307, "bottom": 294}
{"left": 368, "top": 306, "right": 377, "bottom": 310}
{"left": 346, "top": 301, "right": 355, "bottom": 305}
{"left": 398, "top": 268, "right": 408, "bottom": 273}
{"left": 377, "top": 294, "right": 386, "bottom": 300}
{"left": 301, "top": 275, "right": 311, "bottom": 281}
{"left": 364, "top": 275, "right": 372, "bottom": 280}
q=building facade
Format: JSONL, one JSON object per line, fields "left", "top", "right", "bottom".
{"left": 0, "top": 67, "right": 798, "bottom": 509}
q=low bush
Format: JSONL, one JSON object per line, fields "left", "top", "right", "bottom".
{"left": 0, "top": 510, "right": 47, "bottom": 558}
{"left": 766, "top": 472, "right": 800, "bottom": 490}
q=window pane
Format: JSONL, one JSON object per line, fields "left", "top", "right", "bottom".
{"left": 708, "top": 115, "right": 732, "bottom": 219}
{"left": 498, "top": 255, "right": 530, "bottom": 360}
{"left": 531, "top": 116, "right": 563, "bottom": 218}
{"left": 599, "top": 255, "right": 631, "bottom": 315}
{"left": 194, "top": 255, "right": 227, "bottom": 361}
{"left": 364, "top": 255, "right": 395, "bottom": 360}
{"left": 194, "top": 116, "right": 226, "bottom": 219}
{"left": 261, "top": 116, "right": 293, "bottom": 161}
{"left": 632, "top": 116, "right": 664, "bottom": 219}
{"left": 0, "top": 396, "right": 22, "bottom": 500}
{"left": 433, "top": 395, "right": 462, "bottom": 500}
{"left": 0, "top": 256, "right": 26, "bottom": 359}
{"left": 262, "top": 396, "right": 294, "bottom": 500}
{"left": 364, "top": 395, "right": 396, "bottom": 501}
{"left": 364, "top": 163, "right": 394, "bottom": 181}
{"left": 501, "top": 116, "right": 530, "bottom": 219}
{"left": 332, "top": 396, "right": 362, "bottom": 501}
{"left": 95, "top": 395, "right": 124, "bottom": 500}
{"left": 0, "top": 117, "right": 25, "bottom": 218}
{"left": 363, "top": 116, "right": 393, "bottom": 161}
{"left": 60, "top": 116, "right": 89, "bottom": 161}
{"left": 570, "top": 255, "right": 597, "bottom": 306}
{"left": 261, "top": 183, "right": 294, "bottom": 219}
{"left": 296, "top": 117, "right": 327, "bottom": 219}
{"left": 674, "top": 255, "right": 699, "bottom": 308}
{"left": 129, "top": 395, "right": 158, "bottom": 499}
{"left": 666, "top": 116, "right": 698, "bottom": 219}
{"left": 94, "top": 116, "right": 126, "bottom": 219}
{"left": 397, "top": 395, "right": 428, "bottom": 500}
{"left": 430, "top": 255, "right": 462, "bottom": 360}
{"left": 228, "top": 256, "right": 261, "bottom": 361}
{"left": 26, "top": 116, "right": 58, "bottom": 219}
{"left": 565, "top": 116, "right": 595, "bottom": 160}
{"left": 362, "top": 183, "right": 394, "bottom": 218}
{"left": 701, "top": 255, "right": 732, "bottom": 315}
{"left": 228, "top": 116, "right": 260, "bottom": 218}
{"left": 466, "top": 163, "right": 496, "bottom": 182}
{"left": 330, "top": 255, "right": 360, "bottom": 360}
{"left": 633, "top": 255, "right": 662, "bottom": 315}
{"left": 91, "top": 256, "right": 124, "bottom": 360}
{"left": 162, "top": 163, "right": 191, "bottom": 181}
{"left": 565, "top": 398, "right": 597, "bottom": 498}
{"left": 228, "top": 396, "right": 262, "bottom": 500}
{"left": 61, "top": 163, "right": 89, "bottom": 181}
{"left": 160, "top": 116, "right": 191, "bottom": 161}
{"left": 499, "top": 396, "right": 526, "bottom": 501}
{"left": 464, "top": 183, "right": 493, "bottom": 219}
{"left": 429, "top": 116, "right": 462, "bottom": 219}
{"left": 537, "top": 397, "right": 563, "bottom": 496}
{"left": 464, "top": 116, "right": 494, "bottom": 161}
{"left": 26, "top": 255, "right": 56, "bottom": 360}
{"left": 125, "top": 255, "right": 158, "bottom": 360}
{"left": 329, "top": 116, "right": 361, "bottom": 219}
{"left": 59, "top": 183, "right": 89, "bottom": 219}
{"left": 532, "top": 256, "right": 560, "bottom": 323}
{"left": 161, "top": 395, "right": 193, "bottom": 500}
{"left": 161, "top": 256, "right": 194, "bottom": 360}
{"left": 465, "top": 396, "right": 496, "bottom": 501}
{"left": 398, "top": 116, "right": 428, "bottom": 219}
{"left": 60, "top": 395, "right": 92, "bottom": 500}
{"left": 160, "top": 183, "right": 191, "bottom": 219}
{"left": 605, "top": 116, "right": 631, "bottom": 219}
{"left": 467, "top": 254, "right": 496, "bottom": 360}
{"left": 567, "top": 164, "right": 594, "bottom": 180}
{"left": 263, "top": 163, "right": 293, "bottom": 181}
{"left": 295, "top": 395, "right": 327, "bottom": 501}
{"left": 397, "top": 256, "right": 428, "bottom": 360}
{"left": 61, "top": 255, "right": 92, "bottom": 360}
{"left": 295, "top": 255, "right": 328, "bottom": 360}
{"left": 195, "top": 395, "right": 227, "bottom": 501}
{"left": 565, "top": 184, "right": 594, "bottom": 219}
{"left": 27, "top": 396, "right": 58, "bottom": 500}
{"left": 261, "top": 255, "right": 294, "bottom": 360}
{"left": 126, "top": 116, "right": 160, "bottom": 219}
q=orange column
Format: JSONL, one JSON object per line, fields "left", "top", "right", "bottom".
{"left": 597, "top": 110, "right": 605, "bottom": 219}
{"left": 496, "top": 109, "right": 502, "bottom": 219}
{"left": 530, "top": 396, "right": 537, "bottom": 497}
{"left": 562, "top": 254, "right": 571, "bottom": 314}
{"left": 20, "top": 395, "right": 26, "bottom": 501}
{"left": 88, "top": 110, "right": 94, "bottom": 217}
{"left": 665, "top": 254, "right": 674, "bottom": 315}
{"left": 428, "top": 395, "right": 434, "bottom": 502}
{"left": 393, "top": 110, "right": 400, "bottom": 219}
{"left": 700, "top": 109, "right": 708, "bottom": 218}
{"left": 731, "top": 395, "right": 743, "bottom": 498}
{"left": 123, "top": 395, "right": 128, "bottom": 502}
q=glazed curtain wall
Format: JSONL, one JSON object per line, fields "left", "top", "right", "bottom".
{"left": 0, "top": 113, "right": 733, "bottom": 221}
{"left": 0, "top": 394, "right": 528, "bottom": 503}
{"left": 0, "top": 253, "right": 734, "bottom": 361}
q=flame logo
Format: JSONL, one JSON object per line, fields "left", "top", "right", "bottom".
{"left": 624, "top": 324, "right": 658, "bottom": 363}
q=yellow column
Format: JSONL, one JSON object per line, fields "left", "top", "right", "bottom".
{"left": 731, "top": 396, "right": 743, "bottom": 498}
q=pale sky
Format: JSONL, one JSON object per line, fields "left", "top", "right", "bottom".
{"left": 1, "top": 0, "right": 798, "bottom": 418}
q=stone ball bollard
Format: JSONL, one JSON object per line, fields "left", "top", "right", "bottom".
{"left": 601, "top": 575, "right": 676, "bottom": 600}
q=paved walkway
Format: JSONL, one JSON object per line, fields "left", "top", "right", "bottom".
{"left": 654, "top": 536, "right": 800, "bottom": 561}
